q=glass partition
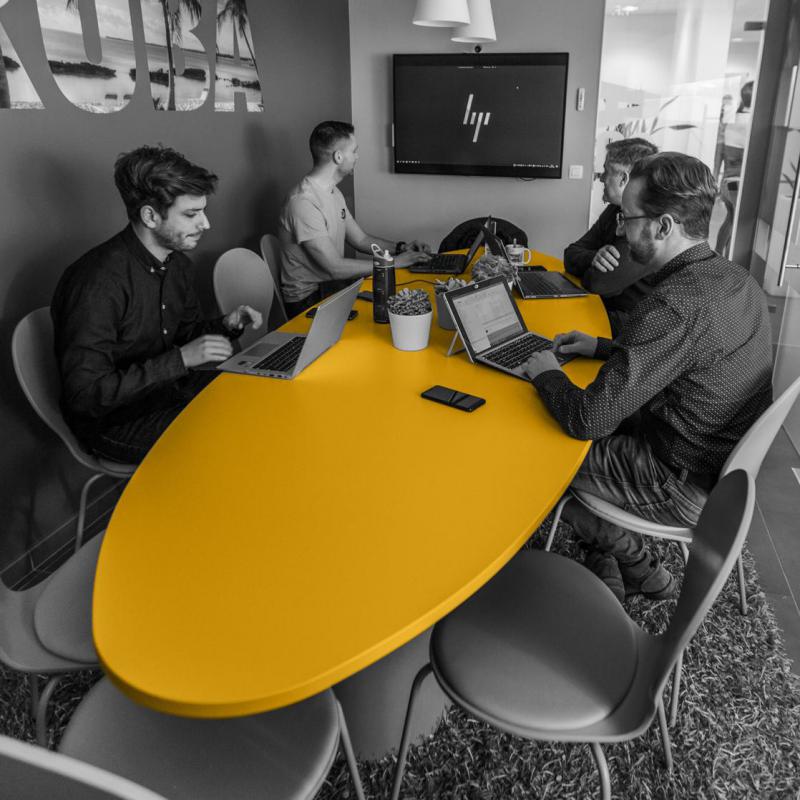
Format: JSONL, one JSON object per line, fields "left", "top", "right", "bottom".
{"left": 592, "top": 0, "right": 769, "bottom": 254}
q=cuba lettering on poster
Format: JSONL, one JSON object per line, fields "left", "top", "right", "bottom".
{"left": 0, "top": 0, "right": 263, "bottom": 112}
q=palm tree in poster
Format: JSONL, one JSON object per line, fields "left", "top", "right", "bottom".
{"left": 159, "top": 0, "right": 202, "bottom": 110}
{"left": 0, "top": 39, "right": 11, "bottom": 109}
{"left": 216, "top": 0, "right": 258, "bottom": 73}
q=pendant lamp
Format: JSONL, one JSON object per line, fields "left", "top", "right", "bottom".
{"left": 413, "top": 0, "right": 471, "bottom": 27}
{"left": 451, "top": 0, "right": 496, "bottom": 42}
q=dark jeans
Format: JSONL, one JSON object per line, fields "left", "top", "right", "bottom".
{"left": 85, "top": 371, "right": 218, "bottom": 464}
{"left": 563, "top": 433, "right": 709, "bottom": 564}
{"left": 284, "top": 279, "right": 354, "bottom": 320}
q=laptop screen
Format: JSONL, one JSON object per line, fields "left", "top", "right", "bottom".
{"left": 447, "top": 278, "right": 525, "bottom": 355}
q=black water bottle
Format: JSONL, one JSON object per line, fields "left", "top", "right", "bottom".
{"left": 372, "top": 247, "right": 395, "bottom": 324}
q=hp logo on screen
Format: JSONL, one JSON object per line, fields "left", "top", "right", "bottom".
{"left": 463, "top": 93, "right": 491, "bottom": 142}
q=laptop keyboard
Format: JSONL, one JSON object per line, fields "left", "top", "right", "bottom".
{"left": 518, "top": 273, "right": 560, "bottom": 296}
{"left": 484, "top": 333, "right": 553, "bottom": 369}
{"left": 409, "top": 253, "right": 467, "bottom": 274}
{"left": 251, "top": 336, "right": 305, "bottom": 373}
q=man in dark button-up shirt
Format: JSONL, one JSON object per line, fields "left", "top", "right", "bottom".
{"left": 52, "top": 145, "right": 262, "bottom": 464}
{"left": 524, "top": 152, "right": 772, "bottom": 603}
{"left": 564, "top": 138, "right": 659, "bottom": 336}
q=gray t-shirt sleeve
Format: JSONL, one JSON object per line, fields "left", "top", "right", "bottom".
{"left": 283, "top": 195, "right": 328, "bottom": 245}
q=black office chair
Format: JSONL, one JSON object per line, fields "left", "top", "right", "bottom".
{"left": 439, "top": 217, "right": 528, "bottom": 252}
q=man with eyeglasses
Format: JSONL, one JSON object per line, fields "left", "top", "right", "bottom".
{"left": 278, "top": 120, "right": 431, "bottom": 318}
{"left": 564, "top": 138, "right": 658, "bottom": 335}
{"left": 523, "top": 152, "right": 772, "bottom": 604}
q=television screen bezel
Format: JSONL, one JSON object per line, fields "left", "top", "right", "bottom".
{"left": 392, "top": 52, "right": 569, "bottom": 179}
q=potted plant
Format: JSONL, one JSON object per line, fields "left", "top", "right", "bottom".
{"left": 471, "top": 252, "right": 516, "bottom": 288}
{"left": 434, "top": 278, "right": 470, "bottom": 330}
{"left": 387, "top": 288, "right": 433, "bottom": 351}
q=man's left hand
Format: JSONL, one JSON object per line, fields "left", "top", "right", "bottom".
{"left": 522, "top": 350, "right": 561, "bottom": 381}
{"left": 407, "top": 239, "right": 431, "bottom": 253}
{"left": 224, "top": 304, "right": 263, "bottom": 333}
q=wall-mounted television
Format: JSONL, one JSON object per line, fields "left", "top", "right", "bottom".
{"left": 393, "top": 53, "right": 569, "bottom": 179}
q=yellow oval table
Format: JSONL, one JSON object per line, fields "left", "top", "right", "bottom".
{"left": 92, "top": 252, "right": 609, "bottom": 753}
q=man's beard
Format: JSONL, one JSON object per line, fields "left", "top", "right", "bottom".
{"left": 154, "top": 227, "right": 199, "bottom": 253}
{"left": 629, "top": 236, "right": 656, "bottom": 265}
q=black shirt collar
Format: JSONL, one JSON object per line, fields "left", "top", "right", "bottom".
{"left": 645, "top": 241, "right": 715, "bottom": 286}
{"left": 121, "top": 224, "right": 170, "bottom": 275}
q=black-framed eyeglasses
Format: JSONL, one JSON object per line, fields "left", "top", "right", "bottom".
{"left": 616, "top": 212, "right": 656, "bottom": 226}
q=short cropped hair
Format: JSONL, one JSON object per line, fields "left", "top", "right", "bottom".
{"left": 114, "top": 145, "right": 218, "bottom": 222}
{"left": 309, "top": 121, "right": 355, "bottom": 165}
{"left": 629, "top": 152, "right": 717, "bottom": 240}
{"left": 606, "top": 138, "right": 658, "bottom": 170}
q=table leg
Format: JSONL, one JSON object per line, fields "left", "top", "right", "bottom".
{"left": 333, "top": 626, "right": 449, "bottom": 759}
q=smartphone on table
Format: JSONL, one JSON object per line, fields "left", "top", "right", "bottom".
{"left": 421, "top": 385, "right": 485, "bottom": 412}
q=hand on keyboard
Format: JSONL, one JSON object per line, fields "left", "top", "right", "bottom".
{"left": 522, "top": 350, "right": 561, "bottom": 381}
{"left": 395, "top": 250, "right": 431, "bottom": 268}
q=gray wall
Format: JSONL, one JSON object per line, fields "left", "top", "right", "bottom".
{"left": 0, "top": 0, "right": 351, "bottom": 580}
{"left": 347, "top": 0, "right": 604, "bottom": 256}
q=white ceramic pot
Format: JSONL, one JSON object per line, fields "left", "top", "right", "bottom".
{"left": 388, "top": 310, "right": 433, "bottom": 351}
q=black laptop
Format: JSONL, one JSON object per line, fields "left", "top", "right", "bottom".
{"left": 408, "top": 219, "right": 489, "bottom": 275}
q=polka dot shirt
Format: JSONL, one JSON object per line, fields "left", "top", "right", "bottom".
{"left": 532, "top": 242, "right": 773, "bottom": 480}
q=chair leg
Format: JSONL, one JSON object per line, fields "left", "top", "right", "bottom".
{"left": 36, "top": 676, "right": 62, "bottom": 747}
{"left": 679, "top": 542, "right": 690, "bottom": 563}
{"left": 657, "top": 696, "right": 674, "bottom": 773}
{"left": 669, "top": 650, "right": 683, "bottom": 728}
{"left": 737, "top": 555, "right": 748, "bottom": 615}
{"left": 545, "top": 494, "right": 571, "bottom": 552}
{"left": 390, "top": 663, "right": 433, "bottom": 800}
{"left": 76, "top": 473, "right": 104, "bottom": 552}
{"left": 335, "top": 699, "right": 366, "bottom": 800}
{"left": 589, "top": 742, "right": 611, "bottom": 800}
{"left": 29, "top": 675, "right": 40, "bottom": 720}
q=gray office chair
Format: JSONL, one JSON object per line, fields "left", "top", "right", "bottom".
{"left": 0, "top": 531, "right": 102, "bottom": 746}
{"left": 212, "top": 248, "right": 276, "bottom": 350}
{"left": 545, "top": 373, "right": 800, "bottom": 726}
{"left": 60, "top": 678, "right": 366, "bottom": 800}
{"left": 12, "top": 308, "right": 136, "bottom": 552}
{"left": 0, "top": 733, "right": 164, "bottom": 800}
{"left": 259, "top": 232, "right": 289, "bottom": 324}
{"left": 391, "top": 471, "right": 755, "bottom": 800}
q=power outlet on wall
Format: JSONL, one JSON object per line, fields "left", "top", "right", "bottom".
{"left": 568, "top": 165, "right": 584, "bottom": 180}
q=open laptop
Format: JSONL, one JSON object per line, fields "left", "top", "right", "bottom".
{"left": 481, "top": 225, "right": 588, "bottom": 300}
{"left": 217, "top": 279, "right": 362, "bottom": 379}
{"left": 408, "top": 217, "right": 490, "bottom": 275}
{"left": 443, "top": 276, "right": 573, "bottom": 381}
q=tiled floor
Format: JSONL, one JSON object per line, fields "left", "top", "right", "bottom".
{"left": 750, "top": 427, "right": 800, "bottom": 673}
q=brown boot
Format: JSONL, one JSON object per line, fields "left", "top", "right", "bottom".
{"left": 619, "top": 552, "right": 676, "bottom": 600}
{"left": 584, "top": 549, "right": 625, "bottom": 603}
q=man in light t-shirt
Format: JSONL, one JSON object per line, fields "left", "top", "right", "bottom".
{"left": 278, "top": 120, "right": 431, "bottom": 318}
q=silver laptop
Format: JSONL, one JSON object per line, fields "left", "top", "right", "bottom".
{"left": 217, "top": 279, "right": 362, "bottom": 379}
{"left": 443, "top": 276, "right": 573, "bottom": 381}
{"left": 481, "top": 225, "right": 588, "bottom": 300}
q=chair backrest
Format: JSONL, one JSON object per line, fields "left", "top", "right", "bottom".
{"left": 11, "top": 308, "right": 94, "bottom": 468}
{"left": 259, "top": 233, "right": 288, "bottom": 324}
{"left": 0, "top": 733, "right": 165, "bottom": 800}
{"left": 654, "top": 470, "right": 755, "bottom": 683}
{"left": 213, "top": 248, "right": 275, "bottom": 349}
{"left": 721, "top": 373, "right": 800, "bottom": 479}
{"left": 438, "top": 217, "right": 528, "bottom": 253}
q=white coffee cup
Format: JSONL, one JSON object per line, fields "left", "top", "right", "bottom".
{"left": 506, "top": 243, "right": 533, "bottom": 267}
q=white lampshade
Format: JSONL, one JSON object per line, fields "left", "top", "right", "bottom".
{"left": 413, "top": 0, "right": 471, "bottom": 27}
{"left": 451, "top": 0, "right": 496, "bottom": 42}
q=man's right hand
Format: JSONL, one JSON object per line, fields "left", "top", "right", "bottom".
{"left": 591, "top": 245, "right": 620, "bottom": 273}
{"left": 552, "top": 330, "right": 598, "bottom": 358}
{"left": 394, "top": 250, "right": 431, "bottom": 269}
{"left": 180, "top": 335, "right": 233, "bottom": 368}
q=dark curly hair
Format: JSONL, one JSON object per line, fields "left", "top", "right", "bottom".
{"left": 629, "top": 152, "right": 717, "bottom": 239}
{"left": 114, "top": 145, "right": 218, "bottom": 222}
